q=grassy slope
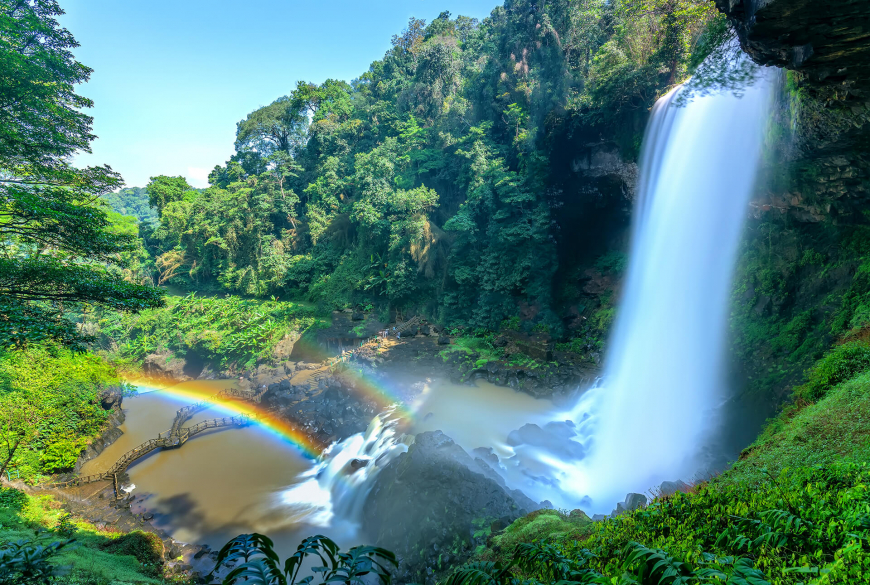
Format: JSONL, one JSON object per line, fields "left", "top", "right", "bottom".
{"left": 468, "top": 343, "right": 870, "bottom": 583}
{"left": 0, "top": 488, "right": 166, "bottom": 584}
{"left": 724, "top": 369, "right": 870, "bottom": 486}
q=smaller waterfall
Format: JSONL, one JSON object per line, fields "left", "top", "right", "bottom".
{"left": 277, "top": 410, "right": 407, "bottom": 538}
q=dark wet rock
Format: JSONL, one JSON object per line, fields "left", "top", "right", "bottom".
{"left": 352, "top": 312, "right": 365, "bottom": 321}
{"left": 716, "top": 0, "right": 870, "bottom": 98}
{"left": 364, "top": 431, "right": 535, "bottom": 585}
{"left": 143, "top": 352, "right": 191, "bottom": 382}
{"left": 437, "top": 336, "right": 450, "bottom": 345}
{"left": 507, "top": 422, "right": 586, "bottom": 462}
{"left": 612, "top": 493, "right": 648, "bottom": 517}
{"left": 100, "top": 387, "right": 123, "bottom": 410}
{"left": 420, "top": 324, "right": 431, "bottom": 336}
{"left": 261, "top": 374, "right": 373, "bottom": 443}
{"left": 659, "top": 480, "right": 690, "bottom": 497}
{"left": 75, "top": 406, "right": 125, "bottom": 472}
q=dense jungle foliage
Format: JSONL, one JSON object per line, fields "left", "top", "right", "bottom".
{"left": 91, "top": 294, "right": 320, "bottom": 371}
{"left": 0, "top": 345, "right": 123, "bottom": 483}
{"left": 141, "top": 0, "right": 724, "bottom": 334}
{"left": 102, "top": 187, "right": 159, "bottom": 226}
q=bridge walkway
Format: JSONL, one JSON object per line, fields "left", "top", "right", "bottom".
{"left": 47, "top": 317, "right": 418, "bottom": 492}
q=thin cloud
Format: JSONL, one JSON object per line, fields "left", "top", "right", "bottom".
{"left": 187, "top": 167, "right": 211, "bottom": 188}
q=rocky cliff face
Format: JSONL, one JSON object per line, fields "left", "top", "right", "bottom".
{"left": 363, "top": 431, "right": 539, "bottom": 585}
{"left": 715, "top": 0, "right": 870, "bottom": 99}
{"left": 712, "top": 1, "right": 870, "bottom": 223}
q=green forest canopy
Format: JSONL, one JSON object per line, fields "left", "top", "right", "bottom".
{"left": 141, "top": 0, "right": 722, "bottom": 333}
{"left": 0, "top": 0, "right": 164, "bottom": 349}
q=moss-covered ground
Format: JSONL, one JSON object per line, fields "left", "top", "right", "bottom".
{"left": 0, "top": 487, "right": 183, "bottom": 584}
{"left": 464, "top": 340, "right": 870, "bottom": 584}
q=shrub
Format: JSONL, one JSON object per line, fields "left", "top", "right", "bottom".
{"left": 793, "top": 340, "right": 870, "bottom": 403}
{"left": 451, "top": 463, "right": 870, "bottom": 585}
{"left": 100, "top": 531, "right": 164, "bottom": 577}
{"left": 0, "top": 538, "right": 71, "bottom": 585}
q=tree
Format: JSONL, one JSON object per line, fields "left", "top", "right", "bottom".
{"left": 145, "top": 175, "right": 194, "bottom": 214}
{"left": 0, "top": 0, "right": 164, "bottom": 349}
{"left": 235, "top": 95, "right": 308, "bottom": 157}
{"left": 0, "top": 400, "right": 41, "bottom": 479}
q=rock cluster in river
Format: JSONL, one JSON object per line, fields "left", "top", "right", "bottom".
{"left": 250, "top": 362, "right": 381, "bottom": 445}
{"left": 363, "top": 431, "right": 542, "bottom": 585}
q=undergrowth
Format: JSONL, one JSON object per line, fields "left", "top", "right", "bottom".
{"left": 457, "top": 337, "right": 870, "bottom": 584}
{"left": 451, "top": 463, "right": 870, "bottom": 584}
{"left": 93, "top": 294, "right": 321, "bottom": 369}
{"left": 0, "top": 487, "right": 177, "bottom": 584}
{"left": 0, "top": 345, "right": 120, "bottom": 482}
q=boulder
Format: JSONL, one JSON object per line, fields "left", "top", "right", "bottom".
{"left": 613, "top": 493, "right": 648, "bottom": 516}
{"left": 143, "top": 352, "right": 190, "bottom": 382}
{"left": 659, "top": 480, "right": 690, "bottom": 497}
{"left": 352, "top": 312, "right": 365, "bottom": 321}
{"left": 363, "top": 431, "right": 534, "bottom": 585}
{"left": 437, "top": 336, "right": 450, "bottom": 345}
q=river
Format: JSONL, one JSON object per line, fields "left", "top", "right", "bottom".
{"left": 81, "top": 377, "right": 559, "bottom": 550}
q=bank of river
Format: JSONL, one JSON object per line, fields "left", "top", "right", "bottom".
{"left": 81, "top": 376, "right": 559, "bottom": 552}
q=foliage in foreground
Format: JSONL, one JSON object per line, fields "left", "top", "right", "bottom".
{"left": 210, "top": 532, "right": 396, "bottom": 585}
{"left": 92, "top": 294, "right": 320, "bottom": 369}
{"left": 460, "top": 342, "right": 870, "bottom": 585}
{"left": 0, "top": 344, "right": 121, "bottom": 481}
{"left": 0, "top": 487, "right": 167, "bottom": 584}
{"left": 458, "top": 463, "right": 870, "bottom": 585}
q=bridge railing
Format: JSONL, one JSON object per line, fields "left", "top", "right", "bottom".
{"left": 320, "top": 315, "right": 422, "bottom": 375}
{"left": 45, "top": 352, "right": 327, "bottom": 489}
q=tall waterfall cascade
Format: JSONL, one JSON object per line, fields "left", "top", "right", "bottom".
{"left": 277, "top": 51, "right": 780, "bottom": 526}
{"left": 556, "top": 58, "right": 779, "bottom": 510}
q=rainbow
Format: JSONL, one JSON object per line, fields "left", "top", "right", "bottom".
{"left": 287, "top": 336, "right": 416, "bottom": 421}
{"left": 125, "top": 379, "right": 325, "bottom": 458}
{"left": 328, "top": 365, "right": 416, "bottom": 421}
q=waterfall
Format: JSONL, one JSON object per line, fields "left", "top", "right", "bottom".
{"left": 276, "top": 409, "right": 407, "bottom": 539}
{"left": 565, "top": 58, "right": 777, "bottom": 509}
{"left": 493, "top": 52, "right": 778, "bottom": 513}
{"left": 277, "top": 49, "right": 779, "bottom": 522}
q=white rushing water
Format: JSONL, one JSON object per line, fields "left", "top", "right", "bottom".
{"left": 277, "top": 51, "right": 779, "bottom": 524}
{"left": 556, "top": 60, "right": 778, "bottom": 510}
{"left": 277, "top": 410, "right": 407, "bottom": 539}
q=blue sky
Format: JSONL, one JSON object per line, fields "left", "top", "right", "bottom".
{"left": 59, "top": 0, "right": 500, "bottom": 189}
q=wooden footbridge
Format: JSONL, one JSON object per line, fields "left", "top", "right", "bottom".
{"left": 48, "top": 316, "right": 422, "bottom": 493}
{"left": 49, "top": 386, "right": 268, "bottom": 490}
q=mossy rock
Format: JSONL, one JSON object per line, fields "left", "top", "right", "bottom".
{"left": 100, "top": 531, "right": 164, "bottom": 577}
